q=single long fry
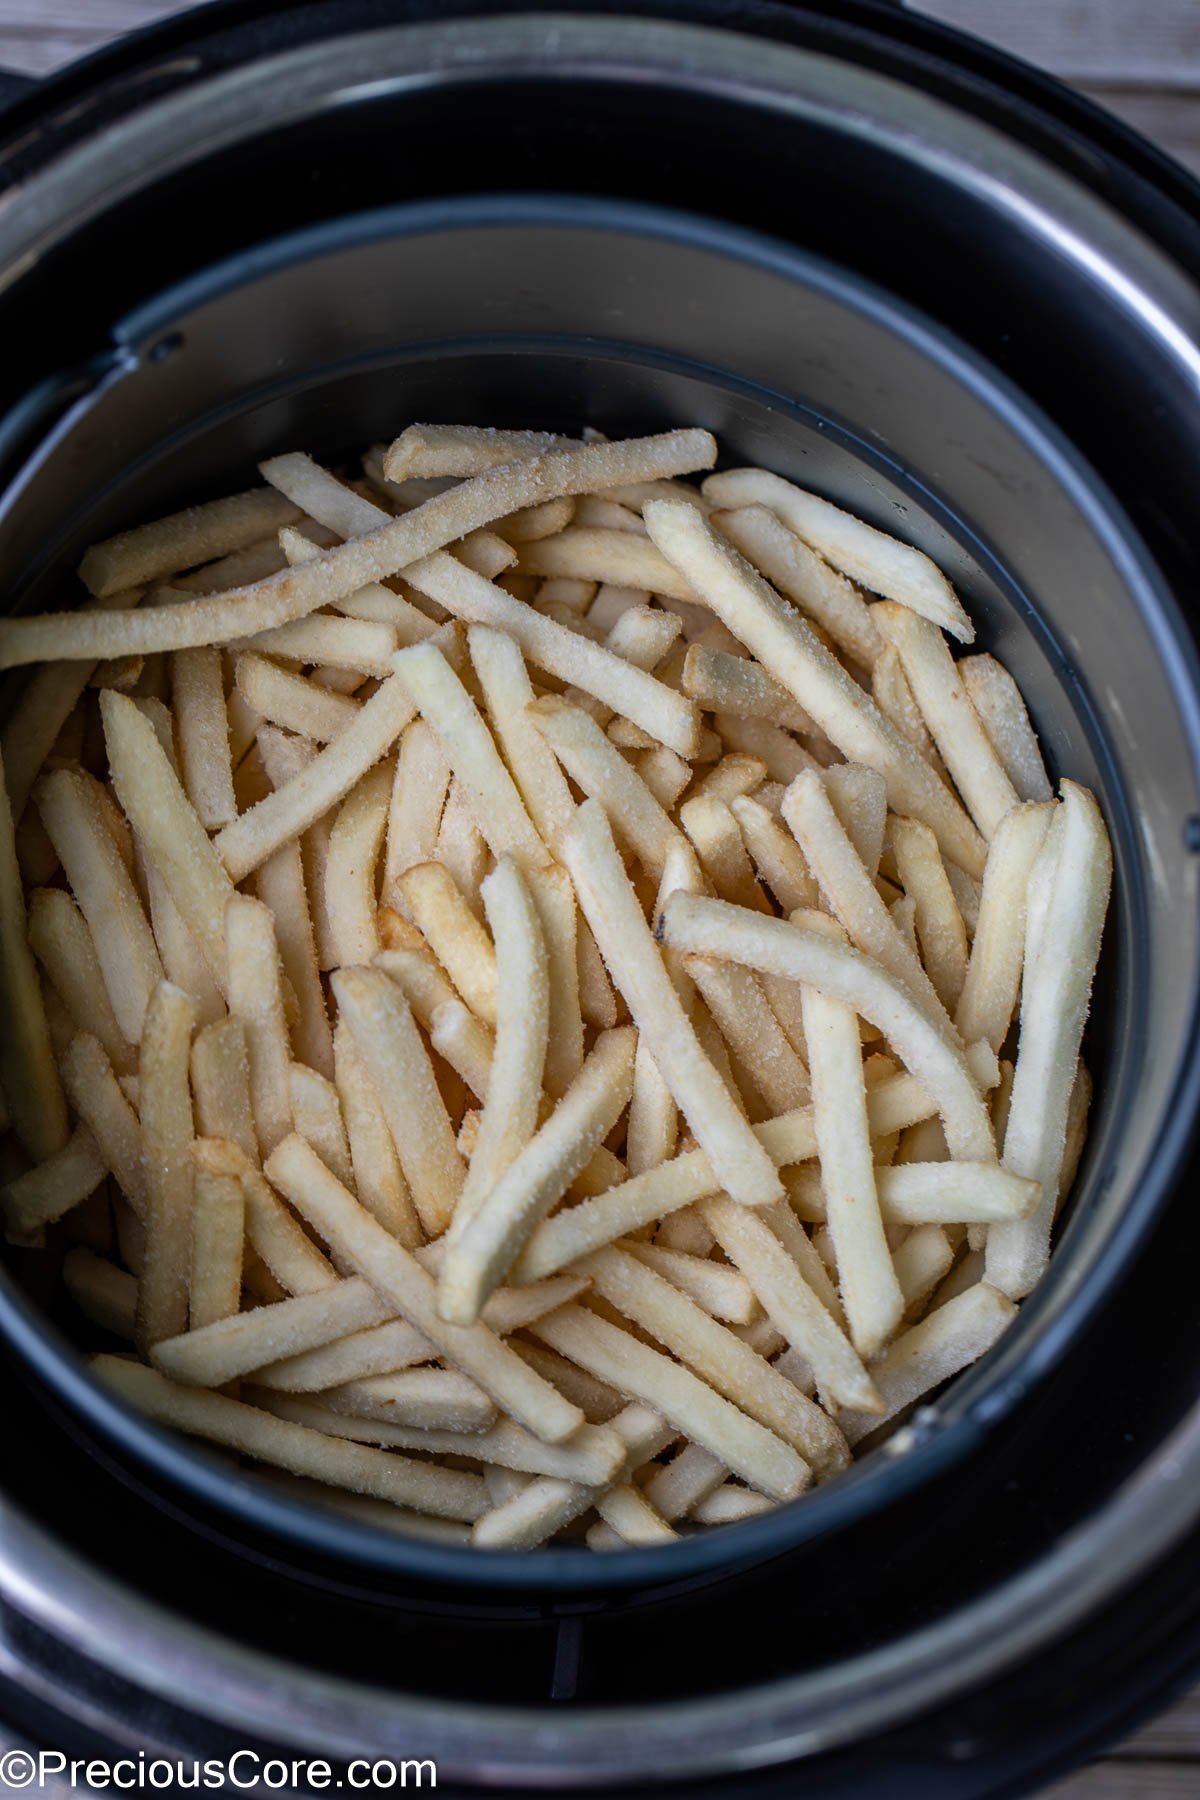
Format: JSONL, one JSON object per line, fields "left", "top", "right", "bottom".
{"left": 95, "top": 1355, "right": 486, "bottom": 1520}
{"left": 703, "top": 471, "right": 973, "bottom": 642}
{"left": 238, "top": 615, "right": 397, "bottom": 677}
{"left": 264, "top": 1134, "right": 583, "bottom": 1443}
{"left": 393, "top": 640, "right": 548, "bottom": 870}
{"left": 36, "top": 768, "right": 164, "bottom": 1042}
{"left": 79, "top": 489, "right": 301, "bottom": 598}
{"left": 333, "top": 965, "right": 465, "bottom": 1237}
{"left": 0, "top": 756, "right": 68, "bottom": 1163}
{"left": 190, "top": 1017, "right": 256, "bottom": 1161}
{"left": 102, "top": 690, "right": 233, "bottom": 986}
{"left": 564, "top": 801, "right": 783, "bottom": 1207}
{"left": 451, "top": 858, "right": 549, "bottom": 1232}
{"left": 1, "top": 1126, "right": 106, "bottom": 1240}
{"left": 889, "top": 815, "right": 969, "bottom": 1013}
{"left": 136, "top": 982, "right": 197, "bottom": 1351}
{"left": 520, "top": 527, "right": 699, "bottom": 602}
{"left": 960, "top": 654, "right": 1053, "bottom": 803}
{"left": 662, "top": 893, "right": 994, "bottom": 1160}
{"left": 789, "top": 1160, "right": 1039, "bottom": 1226}
{"left": 955, "top": 802, "right": 1054, "bottom": 1052}
{"left": 383, "top": 719, "right": 451, "bottom": 895}
{"left": 60, "top": 1032, "right": 146, "bottom": 1211}
{"left": 397, "top": 860, "right": 497, "bottom": 1026}
{"left": 438, "top": 1026, "right": 636, "bottom": 1325}
{"left": 643, "top": 501, "right": 985, "bottom": 875}
{"left": 235, "top": 653, "right": 360, "bottom": 743}
{"left": 256, "top": 841, "right": 334, "bottom": 1078}
{"left": 225, "top": 895, "right": 292, "bottom": 1157}
{"left": 385, "top": 424, "right": 577, "bottom": 479}
{"left": 986, "top": 783, "right": 1111, "bottom": 1298}
{"left": 189, "top": 1168, "right": 245, "bottom": 1330}
{"left": 798, "top": 914, "right": 902, "bottom": 1359}
{"left": 171, "top": 647, "right": 237, "bottom": 830}
{"left": 324, "top": 761, "right": 392, "bottom": 967}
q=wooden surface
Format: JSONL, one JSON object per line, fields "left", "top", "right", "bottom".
{"left": 0, "top": 3, "right": 1197, "bottom": 1797}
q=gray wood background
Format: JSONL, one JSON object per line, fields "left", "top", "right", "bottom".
{"left": 0, "top": 4, "right": 1196, "bottom": 1796}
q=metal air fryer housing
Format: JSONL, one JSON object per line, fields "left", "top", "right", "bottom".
{"left": 1, "top": 3, "right": 1200, "bottom": 1793}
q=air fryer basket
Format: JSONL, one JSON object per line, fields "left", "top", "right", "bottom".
{"left": 1, "top": 4, "right": 1199, "bottom": 1789}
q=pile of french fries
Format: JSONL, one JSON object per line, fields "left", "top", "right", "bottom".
{"left": 0, "top": 423, "right": 1111, "bottom": 1549}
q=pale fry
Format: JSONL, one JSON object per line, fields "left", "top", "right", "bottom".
{"left": 661, "top": 893, "right": 995, "bottom": 1161}
{"left": 782, "top": 769, "right": 949, "bottom": 1027}
{"left": 520, "top": 527, "right": 700, "bottom": 603}
{"left": 236, "top": 652, "right": 360, "bottom": 743}
{"left": 532, "top": 1301, "right": 809, "bottom": 1499}
{"left": 405, "top": 552, "right": 701, "bottom": 757}
{"left": 987, "top": 783, "right": 1111, "bottom": 1298}
{"left": 393, "top": 640, "right": 547, "bottom": 870}
{"left": 64, "top": 1248, "right": 137, "bottom": 1340}
{"left": 237, "top": 615, "right": 397, "bottom": 677}
{"left": 332, "top": 1020, "right": 421, "bottom": 1246}
{"left": 398, "top": 861, "right": 498, "bottom": 1025}
{"left": 0, "top": 757, "right": 66, "bottom": 1161}
{"left": 955, "top": 802, "right": 1054, "bottom": 1052}
{"left": 840, "top": 1283, "right": 1017, "bottom": 1445}
{"left": 190, "top": 1017, "right": 257, "bottom": 1161}
{"left": 384, "top": 424, "right": 577, "bottom": 479}
{"left": 791, "top": 1161, "right": 1039, "bottom": 1226}
{"left": 135, "top": 982, "right": 197, "bottom": 1351}
{"left": 528, "top": 698, "right": 684, "bottom": 879}
{"left": 630, "top": 1242, "right": 757, "bottom": 1324}
{"left": 95, "top": 1355, "right": 486, "bottom": 1521}
{"left": 451, "top": 859, "right": 549, "bottom": 1232}
{"left": 299, "top": 1367, "right": 494, "bottom": 1433}
{"left": 172, "top": 647, "right": 237, "bottom": 829}
{"left": 288, "top": 1064, "right": 354, "bottom": 1190}
{"left": 726, "top": 795, "right": 814, "bottom": 914}
{"left": 333, "top": 965, "right": 465, "bottom": 1237}
{"left": 564, "top": 801, "right": 783, "bottom": 1208}
{"left": 713, "top": 503, "right": 882, "bottom": 669}
{"left": 526, "top": 861, "right": 585, "bottom": 1100}
{"left": 189, "top": 1168, "right": 245, "bottom": 1329}
{"left": 383, "top": 719, "right": 451, "bottom": 895}
{"left": 438, "top": 1027, "right": 636, "bottom": 1325}
{"left": 468, "top": 624, "right": 576, "bottom": 853}
{"left": 472, "top": 1402, "right": 672, "bottom": 1549}
{"left": 60, "top": 1033, "right": 147, "bottom": 1211}
{"left": 889, "top": 815, "right": 969, "bottom": 1012}
{"left": 960, "top": 654, "right": 1053, "bottom": 803}
{"left": 102, "top": 689, "right": 233, "bottom": 987}
{"left": 1, "top": 1126, "right": 106, "bottom": 1240}
{"left": 79, "top": 489, "right": 301, "bottom": 598}
{"left": 704, "top": 472, "right": 972, "bottom": 642}
{"left": 27, "top": 889, "right": 131, "bottom": 1076}
{"left": 36, "top": 768, "right": 163, "bottom": 1042}
{"left": 226, "top": 895, "right": 293, "bottom": 1157}
{"left": 684, "top": 957, "right": 809, "bottom": 1114}
{"left": 682, "top": 642, "right": 813, "bottom": 731}
{"left": 324, "top": 761, "right": 392, "bottom": 966}
{"left": 214, "top": 665, "right": 421, "bottom": 883}
{"left": 643, "top": 501, "right": 985, "bottom": 875}
{"left": 799, "top": 918, "right": 902, "bottom": 1361}
{"left": 823, "top": 763, "right": 888, "bottom": 876}
{"left": 264, "top": 1134, "right": 584, "bottom": 1443}
{"left": 256, "top": 841, "right": 334, "bottom": 1078}
{"left": 873, "top": 604, "right": 1019, "bottom": 841}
